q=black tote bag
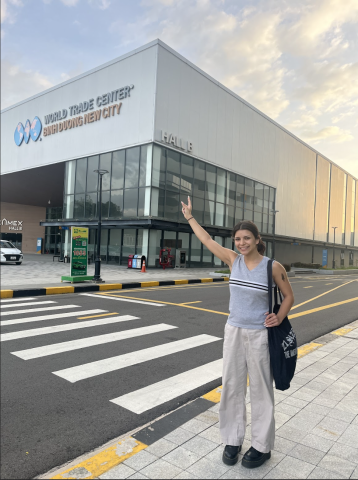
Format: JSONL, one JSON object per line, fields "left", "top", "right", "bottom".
{"left": 267, "top": 259, "right": 297, "bottom": 391}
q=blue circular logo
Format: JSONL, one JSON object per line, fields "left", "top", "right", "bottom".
{"left": 14, "top": 122, "right": 24, "bottom": 146}
{"left": 14, "top": 116, "right": 42, "bottom": 146}
{"left": 30, "top": 117, "right": 42, "bottom": 141}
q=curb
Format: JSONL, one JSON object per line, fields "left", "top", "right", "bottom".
{"left": 0, "top": 277, "right": 229, "bottom": 299}
{"left": 38, "top": 319, "right": 358, "bottom": 480}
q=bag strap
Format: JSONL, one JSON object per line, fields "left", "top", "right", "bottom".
{"left": 267, "top": 259, "right": 273, "bottom": 314}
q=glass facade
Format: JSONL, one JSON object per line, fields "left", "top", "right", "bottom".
{"left": 60, "top": 143, "right": 276, "bottom": 266}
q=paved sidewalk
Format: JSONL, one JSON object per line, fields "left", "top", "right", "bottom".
{"left": 44, "top": 321, "right": 358, "bottom": 480}
{"left": 1, "top": 254, "right": 223, "bottom": 290}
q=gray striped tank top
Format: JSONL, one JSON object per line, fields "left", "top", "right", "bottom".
{"left": 227, "top": 255, "right": 275, "bottom": 330}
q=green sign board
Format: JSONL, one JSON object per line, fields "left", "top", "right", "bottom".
{"left": 70, "top": 227, "right": 88, "bottom": 277}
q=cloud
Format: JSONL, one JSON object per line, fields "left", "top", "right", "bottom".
{"left": 60, "top": 0, "right": 80, "bottom": 6}
{"left": 1, "top": 0, "right": 23, "bottom": 24}
{"left": 300, "top": 126, "right": 354, "bottom": 144}
{"left": 1, "top": 60, "right": 54, "bottom": 108}
{"left": 89, "top": 0, "right": 111, "bottom": 8}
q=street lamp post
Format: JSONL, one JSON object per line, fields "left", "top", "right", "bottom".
{"left": 331, "top": 226, "right": 337, "bottom": 269}
{"left": 272, "top": 210, "right": 279, "bottom": 259}
{"left": 93, "top": 169, "right": 109, "bottom": 283}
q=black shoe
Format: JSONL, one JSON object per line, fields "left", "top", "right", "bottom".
{"left": 222, "top": 445, "right": 242, "bottom": 466}
{"left": 242, "top": 446, "right": 271, "bottom": 469}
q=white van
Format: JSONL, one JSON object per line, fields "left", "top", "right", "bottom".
{"left": 0, "top": 240, "right": 23, "bottom": 265}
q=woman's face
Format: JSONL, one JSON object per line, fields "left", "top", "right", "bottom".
{"left": 233, "top": 229, "right": 259, "bottom": 256}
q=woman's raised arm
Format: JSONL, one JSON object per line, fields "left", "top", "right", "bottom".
{"left": 181, "top": 197, "right": 237, "bottom": 269}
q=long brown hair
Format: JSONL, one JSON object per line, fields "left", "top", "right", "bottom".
{"left": 232, "top": 220, "right": 266, "bottom": 255}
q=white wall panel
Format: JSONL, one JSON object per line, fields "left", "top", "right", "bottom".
{"left": 1, "top": 44, "right": 158, "bottom": 174}
{"left": 345, "top": 176, "right": 352, "bottom": 246}
{"left": 355, "top": 181, "right": 358, "bottom": 247}
{"left": 314, "top": 156, "right": 330, "bottom": 242}
{"left": 328, "top": 165, "right": 345, "bottom": 243}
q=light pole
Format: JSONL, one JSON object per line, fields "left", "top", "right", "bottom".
{"left": 93, "top": 169, "right": 109, "bottom": 283}
{"left": 331, "top": 226, "right": 337, "bottom": 269}
{"left": 272, "top": 210, "right": 279, "bottom": 259}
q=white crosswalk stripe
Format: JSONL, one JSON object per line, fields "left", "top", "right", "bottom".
{"left": 1, "top": 309, "right": 107, "bottom": 326}
{"left": 2, "top": 299, "right": 223, "bottom": 415}
{"left": 1, "top": 301, "right": 56, "bottom": 309}
{"left": 1, "top": 305, "right": 81, "bottom": 317}
{"left": 1, "top": 315, "right": 140, "bottom": 342}
{"left": 53, "top": 334, "right": 222, "bottom": 383}
{"left": 11, "top": 324, "right": 177, "bottom": 359}
{"left": 110, "top": 359, "right": 223, "bottom": 414}
{"left": 80, "top": 293, "right": 165, "bottom": 307}
{"left": 0, "top": 297, "right": 37, "bottom": 303}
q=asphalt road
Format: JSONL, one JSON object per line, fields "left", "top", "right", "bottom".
{"left": 1, "top": 275, "right": 358, "bottom": 479}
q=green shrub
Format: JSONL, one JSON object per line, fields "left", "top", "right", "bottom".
{"left": 293, "top": 262, "right": 321, "bottom": 269}
{"left": 283, "top": 264, "right": 291, "bottom": 272}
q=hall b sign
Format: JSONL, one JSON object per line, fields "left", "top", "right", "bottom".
{"left": 161, "top": 131, "right": 193, "bottom": 153}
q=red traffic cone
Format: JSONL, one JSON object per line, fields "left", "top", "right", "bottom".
{"left": 141, "top": 259, "right": 146, "bottom": 273}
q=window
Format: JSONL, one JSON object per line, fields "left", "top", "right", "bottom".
{"left": 254, "top": 182, "right": 264, "bottom": 213}
{"left": 75, "top": 158, "right": 87, "bottom": 193}
{"left": 215, "top": 203, "right": 225, "bottom": 227}
{"left": 74, "top": 194, "right": 85, "bottom": 218}
{"left": 181, "top": 155, "right": 193, "bottom": 194}
{"left": 111, "top": 150, "right": 125, "bottom": 190}
{"left": 192, "top": 196, "right": 204, "bottom": 223}
{"left": 110, "top": 190, "right": 123, "bottom": 218}
{"left": 236, "top": 175, "right": 245, "bottom": 208}
{"left": 226, "top": 173, "right": 236, "bottom": 206}
{"left": 164, "top": 191, "right": 179, "bottom": 221}
{"left": 99, "top": 153, "right": 112, "bottom": 191}
{"left": 206, "top": 164, "right": 216, "bottom": 201}
{"left": 87, "top": 156, "right": 99, "bottom": 192}
{"left": 152, "top": 146, "right": 166, "bottom": 189}
{"left": 166, "top": 150, "right": 181, "bottom": 192}
{"left": 204, "top": 200, "right": 215, "bottom": 225}
{"left": 125, "top": 147, "right": 140, "bottom": 189}
{"left": 216, "top": 169, "right": 226, "bottom": 203}
{"left": 85, "top": 193, "right": 97, "bottom": 218}
{"left": 244, "top": 179, "right": 254, "bottom": 211}
{"left": 193, "top": 160, "right": 205, "bottom": 198}
{"left": 123, "top": 189, "right": 138, "bottom": 217}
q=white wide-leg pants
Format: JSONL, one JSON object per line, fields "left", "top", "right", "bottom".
{"left": 219, "top": 324, "right": 275, "bottom": 453}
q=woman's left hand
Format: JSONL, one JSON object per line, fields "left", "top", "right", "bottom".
{"left": 264, "top": 312, "right": 282, "bottom": 327}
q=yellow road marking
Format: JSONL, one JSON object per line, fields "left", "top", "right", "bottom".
{"left": 51, "top": 437, "right": 147, "bottom": 479}
{"left": 332, "top": 327, "right": 355, "bottom": 336}
{"left": 98, "top": 292, "right": 229, "bottom": 316}
{"left": 201, "top": 278, "right": 214, "bottom": 283}
{"left": 99, "top": 283, "right": 122, "bottom": 291}
{"left": 290, "top": 297, "right": 358, "bottom": 319}
{"left": 291, "top": 280, "right": 354, "bottom": 310}
{"left": 46, "top": 286, "right": 75, "bottom": 295}
{"left": 297, "top": 342, "right": 323, "bottom": 358}
{"left": 141, "top": 281, "right": 160, "bottom": 288}
{"left": 325, "top": 283, "right": 333, "bottom": 285}
{"left": 175, "top": 279, "right": 189, "bottom": 285}
{"left": 78, "top": 312, "right": 119, "bottom": 319}
{"left": 179, "top": 301, "right": 202, "bottom": 305}
{"left": 303, "top": 286, "right": 313, "bottom": 288}
{"left": 0, "top": 290, "right": 13, "bottom": 299}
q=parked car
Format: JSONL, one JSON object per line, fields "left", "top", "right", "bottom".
{"left": 0, "top": 240, "right": 23, "bottom": 265}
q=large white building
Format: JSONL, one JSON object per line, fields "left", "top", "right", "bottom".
{"left": 1, "top": 39, "right": 357, "bottom": 268}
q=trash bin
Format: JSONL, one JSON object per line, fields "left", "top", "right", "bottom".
{"left": 136, "top": 255, "right": 144, "bottom": 269}
{"left": 132, "top": 255, "right": 138, "bottom": 269}
{"left": 128, "top": 254, "right": 134, "bottom": 269}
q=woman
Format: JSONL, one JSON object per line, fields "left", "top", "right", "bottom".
{"left": 181, "top": 197, "right": 294, "bottom": 469}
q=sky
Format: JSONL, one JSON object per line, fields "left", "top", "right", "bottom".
{"left": 2, "top": 0, "right": 358, "bottom": 177}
